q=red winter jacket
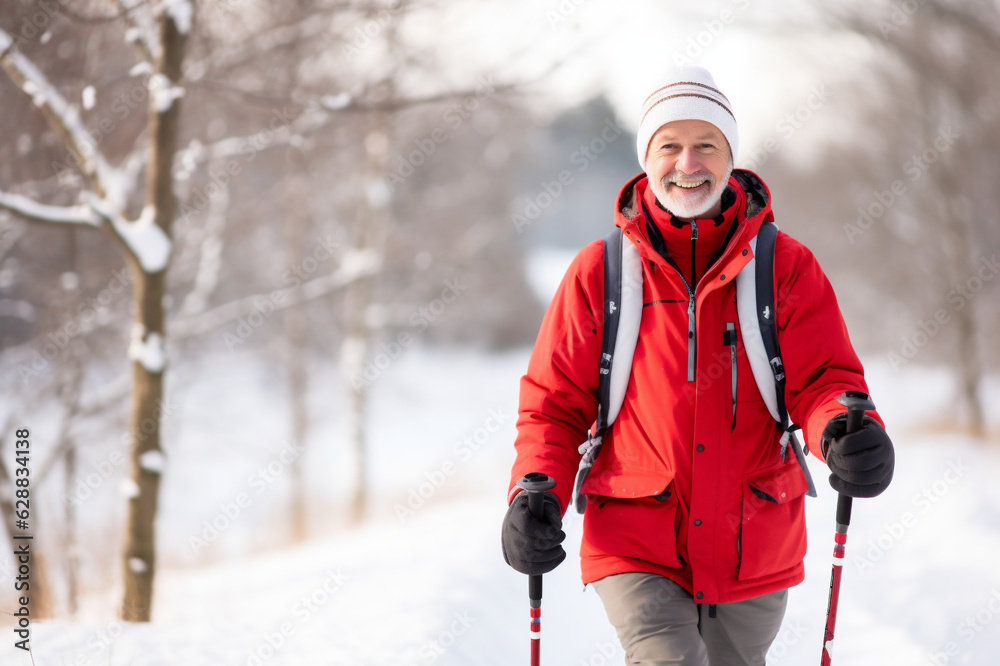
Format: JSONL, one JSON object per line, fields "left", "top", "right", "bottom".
{"left": 508, "top": 170, "right": 882, "bottom": 604}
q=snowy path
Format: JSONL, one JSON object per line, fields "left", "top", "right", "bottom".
{"left": 1, "top": 350, "right": 998, "bottom": 665}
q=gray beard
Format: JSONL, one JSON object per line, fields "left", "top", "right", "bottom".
{"left": 654, "top": 161, "right": 734, "bottom": 219}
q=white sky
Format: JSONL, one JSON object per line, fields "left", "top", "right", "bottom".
{"left": 414, "top": 0, "right": 880, "bottom": 169}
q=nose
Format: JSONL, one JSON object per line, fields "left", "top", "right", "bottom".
{"left": 674, "top": 147, "right": 701, "bottom": 174}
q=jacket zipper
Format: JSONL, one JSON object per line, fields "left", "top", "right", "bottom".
{"left": 686, "top": 221, "right": 698, "bottom": 382}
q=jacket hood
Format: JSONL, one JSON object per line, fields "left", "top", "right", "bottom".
{"left": 614, "top": 168, "right": 774, "bottom": 234}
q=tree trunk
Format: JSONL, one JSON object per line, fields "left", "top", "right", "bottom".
{"left": 284, "top": 169, "right": 310, "bottom": 542}
{"left": 64, "top": 439, "right": 79, "bottom": 618}
{"left": 120, "top": 10, "right": 188, "bottom": 623}
{"left": 343, "top": 120, "right": 393, "bottom": 525}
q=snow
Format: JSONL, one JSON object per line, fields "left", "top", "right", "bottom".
{"left": 162, "top": 0, "right": 194, "bottom": 35}
{"left": 129, "top": 61, "right": 155, "bottom": 77}
{"left": 120, "top": 478, "right": 141, "bottom": 499}
{"left": 0, "top": 190, "right": 100, "bottom": 226}
{"left": 0, "top": 339, "right": 997, "bottom": 664}
{"left": 139, "top": 450, "right": 167, "bottom": 474}
{"left": 148, "top": 73, "right": 185, "bottom": 113}
{"left": 0, "top": 27, "right": 119, "bottom": 195}
{"left": 104, "top": 203, "right": 173, "bottom": 273}
{"left": 128, "top": 328, "right": 167, "bottom": 373}
{"left": 321, "top": 92, "right": 352, "bottom": 110}
{"left": 128, "top": 557, "right": 149, "bottom": 574}
{"left": 82, "top": 85, "right": 96, "bottom": 111}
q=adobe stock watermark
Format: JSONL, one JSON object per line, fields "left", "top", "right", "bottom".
{"left": 843, "top": 125, "right": 960, "bottom": 244}
{"left": 223, "top": 235, "right": 340, "bottom": 352}
{"left": 349, "top": 276, "right": 469, "bottom": 388}
{"left": 877, "top": 0, "right": 929, "bottom": 38}
{"left": 7, "top": 1, "right": 62, "bottom": 49}
{"left": 338, "top": 1, "right": 404, "bottom": 61}
{"left": 383, "top": 76, "right": 497, "bottom": 191}
{"left": 765, "top": 619, "right": 807, "bottom": 664}
{"left": 671, "top": 0, "right": 752, "bottom": 66}
{"left": 394, "top": 407, "right": 514, "bottom": 522}
{"left": 411, "top": 611, "right": 476, "bottom": 666}
{"left": 577, "top": 629, "right": 624, "bottom": 665}
{"left": 188, "top": 440, "right": 305, "bottom": 554}
{"left": 887, "top": 254, "right": 998, "bottom": 371}
{"left": 854, "top": 459, "right": 969, "bottom": 574}
{"left": 245, "top": 567, "right": 350, "bottom": 665}
{"left": 742, "top": 85, "right": 833, "bottom": 171}
{"left": 53, "top": 65, "right": 171, "bottom": 187}
{"left": 17, "top": 267, "right": 132, "bottom": 384}
{"left": 511, "top": 117, "right": 625, "bottom": 233}
{"left": 922, "top": 588, "right": 1000, "bottom": 666}
{"left": 545, "top": 0, "right": 588, "bottom": 29}
{"left": 179, "top": 103, "right": 312, "bottom": 221}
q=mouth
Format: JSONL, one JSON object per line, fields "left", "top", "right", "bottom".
{"left": 669, "top": 180, "right": 709, "bottom": 191}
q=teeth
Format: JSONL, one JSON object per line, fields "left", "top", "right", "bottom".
{"left": 674, "top": 181, "right": 705, "bottom": 189}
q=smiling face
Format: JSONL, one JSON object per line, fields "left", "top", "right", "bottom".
{"left": 644, "top": 119, "right": 733, "bottom": 220}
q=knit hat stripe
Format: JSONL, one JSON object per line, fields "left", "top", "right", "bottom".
{"left": 642, "top": 81, "right": 731, "bottom": 108}
{"left": 640, "top": 92, "right": 736, "bottom": 128}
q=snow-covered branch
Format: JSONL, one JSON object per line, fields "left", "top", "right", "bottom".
{"left": 87, "top": 198, "right": 172, "bottom": 273}
{"left": 0, "top": 190, "right": 101, "bottom": 227}
{"left": 116, "top": 0, "right": 160, "bottom": 63}
{"left": 0, "top": 28, "right": 123, "bottom": 206}
{"left": 171, "top": 250, "right": 382, "bottom": 339}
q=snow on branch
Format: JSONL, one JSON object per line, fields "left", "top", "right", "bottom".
{"left": 0, "top": 28, "right": 123, "bottom": 207}
{"left": 171, "top": 250, "right": 382, "bottom": 340}
{"left": 0, "top": 190, "right": 101, "bottom": 227}
{"left": 88, "top": 199, "right": 172, "bottom": 273}
{"left": 160, "top": 0, "right": 194, "bottom": 35}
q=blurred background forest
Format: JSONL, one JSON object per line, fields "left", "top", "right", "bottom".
{"left": 0, "top": 0, "right": 998, "bottom": 663}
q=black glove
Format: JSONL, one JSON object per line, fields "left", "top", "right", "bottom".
{"left": 501, "top": 491, "right": 566, "bottom": 575}
{"left": 822, "top": 414, "right": 894, "bottom": 498}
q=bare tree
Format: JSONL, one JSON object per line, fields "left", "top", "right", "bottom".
{"left": 0, "top": 0, "right": 191, "bottom": 620}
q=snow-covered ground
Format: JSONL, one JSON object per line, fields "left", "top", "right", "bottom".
{"left": 1, "top": 344, "right": 998, "bottom": 665}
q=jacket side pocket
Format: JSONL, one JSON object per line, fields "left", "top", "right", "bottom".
{"left": 737, "top": 463, "right": 808, "bottom": 580}
{"left": 582, "top": 485, "right": 682, "bottom": 570}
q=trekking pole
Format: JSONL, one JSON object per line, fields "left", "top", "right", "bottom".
{"left": 821, "top": 390, "right": 876, "bottom": 666}
{"left": 516, "top": 473, "right": 557, "bottom": 666}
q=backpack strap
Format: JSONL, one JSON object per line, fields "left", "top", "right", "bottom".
{"left": 573, "top": 229, "right": 628, "bottom": 513}
{"left": 752, "top": 222, "right": 818, "bottom": 497}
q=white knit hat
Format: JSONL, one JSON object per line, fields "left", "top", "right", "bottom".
{"left": 636, "top": 66, "right": 738, "bottom": 171}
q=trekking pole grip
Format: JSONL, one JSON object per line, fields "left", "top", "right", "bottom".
{"left": 835, "top": 391, "right": 875, "bottom": 528}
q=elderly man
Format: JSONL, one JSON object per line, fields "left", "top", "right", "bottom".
{"left": 502, "top": 66, "right": 894, "bottom": 665}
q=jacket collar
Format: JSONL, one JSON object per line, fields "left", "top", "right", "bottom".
{"left": 614, "top": 169, "right": 775, "bottom": 271}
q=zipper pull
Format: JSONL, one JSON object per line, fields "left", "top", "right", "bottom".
{"left": 726, "top": 322, "right": 737, "bottom": 431}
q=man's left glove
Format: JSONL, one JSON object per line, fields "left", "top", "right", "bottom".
{"left": 822, "top": 414, "right": 895, "bottom": 498}
{"left": 501, "top": 491, "right": 566, "bottom": 575}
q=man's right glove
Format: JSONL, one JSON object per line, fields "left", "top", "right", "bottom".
{"left": 501, "top": 490, "right": 566, "bottom": 575}
{"left": 822, "top": 414, "right": 895, "bottom": 498}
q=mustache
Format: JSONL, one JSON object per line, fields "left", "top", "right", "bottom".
{"left": 662, "top": 170, "right": 716, "bottom": 188}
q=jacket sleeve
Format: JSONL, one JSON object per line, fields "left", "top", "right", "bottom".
{"left": 774, "top": 232, "right": 884, "bottom": 461}
{"left": 508, "top": 240, "right": 605, "bottom": 513}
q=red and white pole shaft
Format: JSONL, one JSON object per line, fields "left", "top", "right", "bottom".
{"left": 821, "top": 391, "right": 874, "bottom": 666}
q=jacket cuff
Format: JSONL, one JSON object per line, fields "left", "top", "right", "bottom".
{"left": 507, "top": 486, "right": 524, "bottom": 505}
{"left": 805, "top": 396, "right": 886, "bottom": 463}
{"left": 804, "top": 398, "right": 848, "bottom": 462}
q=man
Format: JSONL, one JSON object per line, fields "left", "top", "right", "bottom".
{"left": 501, "top": 66, "right": 894, "bottom": 666}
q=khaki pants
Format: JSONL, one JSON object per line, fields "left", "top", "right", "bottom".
{"left": 591, "top": 573, "right": 787, "bottom": 666}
